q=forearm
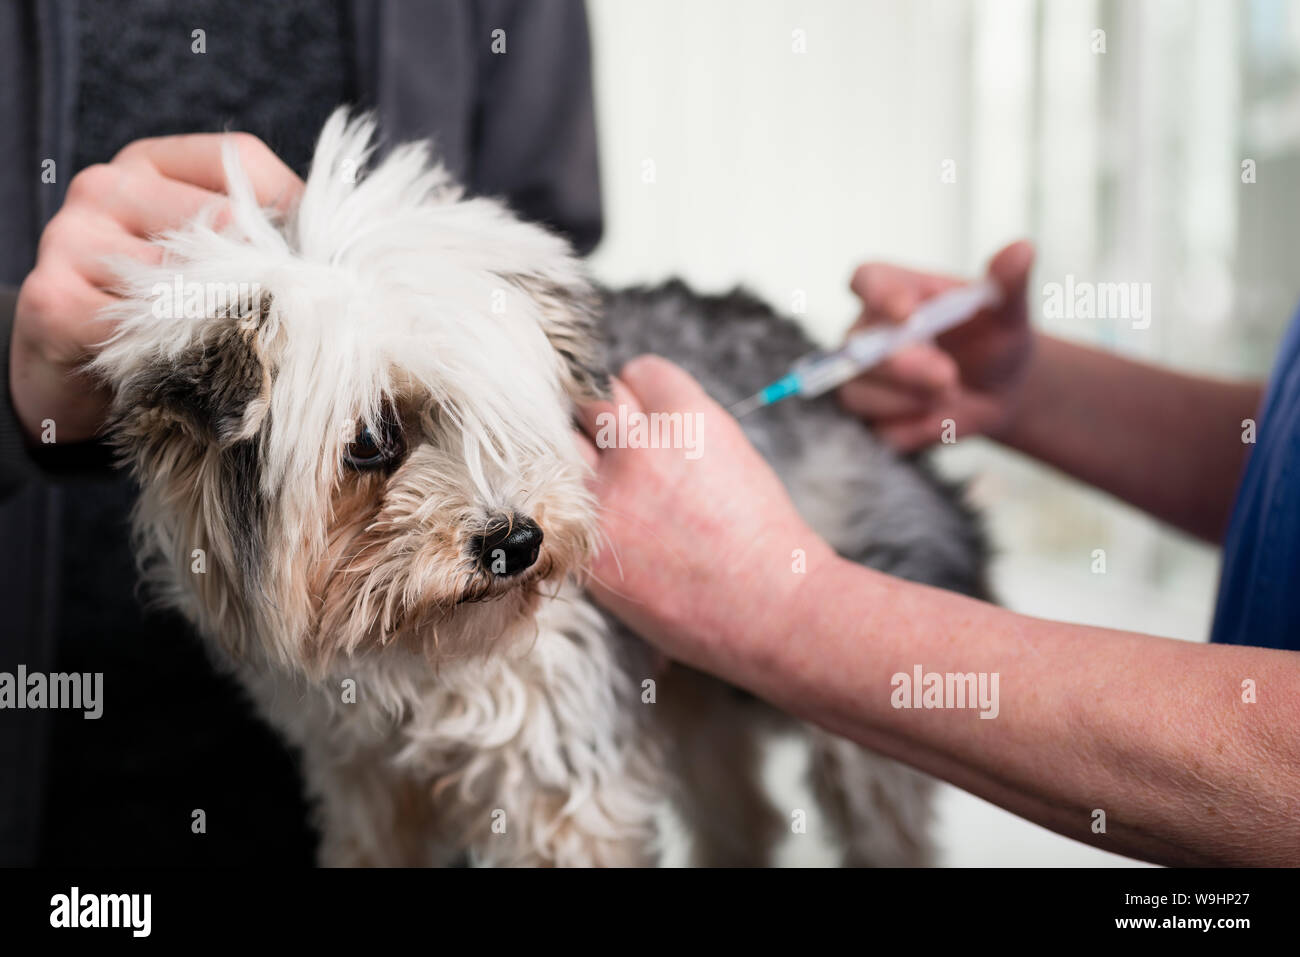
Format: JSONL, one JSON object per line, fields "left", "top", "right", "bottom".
{"left": 995, "top": 335, "right": 1262, "bottom": 542}
{"left": 748, "top": 554, "right": 1300, "bottom": 866}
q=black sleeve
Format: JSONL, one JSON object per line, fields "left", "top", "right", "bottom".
{"left": 469, "top": 0, "right": 603, "bottom": 255}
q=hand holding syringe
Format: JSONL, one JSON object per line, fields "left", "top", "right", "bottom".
{"left": 731, "top": 279, "right": 1003, "bottom": 418}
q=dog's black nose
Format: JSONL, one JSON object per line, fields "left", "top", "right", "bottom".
{"left": 476, "top": 517, "right": 544, "bottom": 577}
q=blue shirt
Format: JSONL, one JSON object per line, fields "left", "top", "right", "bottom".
{"left": 1210, "top": 306, "right": 1300, "bottom": 649}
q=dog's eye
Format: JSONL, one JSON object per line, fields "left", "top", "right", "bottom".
{"left": 344, "top": 416, "right": 404, "bottom": 471}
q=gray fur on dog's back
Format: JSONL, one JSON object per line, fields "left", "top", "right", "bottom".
{"left": 601, "top": 280, "right": 990, "bottom": 598}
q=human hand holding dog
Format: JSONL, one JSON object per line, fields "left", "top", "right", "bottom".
{"left": 577, "top": 356, "right": 838, "bottom": 686}
{"left": 8, "top": 133, "right": 302, "bottom": 444}
{"left": 837, "top": 240, "right": 1036, "bottom": 452}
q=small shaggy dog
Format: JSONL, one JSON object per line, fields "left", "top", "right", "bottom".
{"left": 92, "top": 111, "right": 987, "bottom": 866}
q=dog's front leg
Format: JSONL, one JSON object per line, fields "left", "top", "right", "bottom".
{"left": 301, "top": 739, "right": 457, "bottom": 867}
{"left": 413, "top": 631, "right": 667, "bottom": 866}
{"left": 307, "top": 738, "right": 662, "bottom": 868}
{"left": 447, "top": 739, "right": 664, "bottom": 868}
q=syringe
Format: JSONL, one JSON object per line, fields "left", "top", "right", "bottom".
{"left": 729, "top": 279, "right": 1003, "bottom": 417}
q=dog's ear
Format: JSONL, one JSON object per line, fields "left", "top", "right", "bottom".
{"left": 94, "top": 295, "right": 273, "bottom": 655}
{"left": 508, "top": 276, "right": 611, "bottom": 402}
{"left": 105, "top": 295, "right": 274, "bottom": 455}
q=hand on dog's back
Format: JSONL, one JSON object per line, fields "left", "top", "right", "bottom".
{"left": 9, "top": 133, "right": 302, "bottom": 445}
{"left": 577, "top": 355, "right": 835, "bottom": 689}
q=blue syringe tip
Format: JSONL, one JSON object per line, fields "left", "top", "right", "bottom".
{"left": 730, "top": 373, "right": 801, "bottom": 417}
{"left": 759, "top": 374, "right": 802, "bottom": 404}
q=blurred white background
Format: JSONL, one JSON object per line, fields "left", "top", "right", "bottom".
{"left": 585, "top": 0, "right": 1300, "bottom": 866}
